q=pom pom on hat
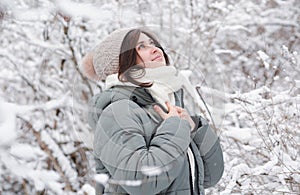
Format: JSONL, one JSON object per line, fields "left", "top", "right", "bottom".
{"left": 81, "top": 52, "right": 100, "bottom": 81}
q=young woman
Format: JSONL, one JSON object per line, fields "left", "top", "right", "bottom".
{"left": 82, "top": 28, "right": 224, "bottom": 195}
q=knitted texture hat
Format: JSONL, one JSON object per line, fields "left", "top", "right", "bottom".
{"left": 82, "top": 28, "right": 159, "bottom": 81}
{"left": 92, "top": 28, "right": 133, "bottom": 81}
{"left": 81, "top": 27, "right": 159, "bottom": 81}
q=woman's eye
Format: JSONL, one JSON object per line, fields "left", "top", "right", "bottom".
{"left": 150, "top": 40, "right": 155, "bottom": 45}
{"left": 138, "top": 44, "right": 145, "bottom": 50}
{"left": 137, "top": 40, "right": 155, "bottom": 50}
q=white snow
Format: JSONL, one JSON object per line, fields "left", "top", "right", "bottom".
{"left": 257, "top": 50, "right": 270, "bottom": 70}
{"left": 0, "top": 152, "right": 64, "bottom": 194}
{"left": 41, "top": 131, "right": 79, "bottom": 189}
{"left": 94, "top": 173, "right": 109, "bottom": 186}
{"left": 141, "top": 165, "right": 163, "bottom": 176}
{"left": 110, "top": 179, "right": 143, "bottom": 186}
{"left": 0, "top": 99, "right": 18, "bottom": 146}
{"left": 54, "top": 0, "right": 115, "bottom": 21}
{"left": 224, "top": 127, "right": 253, "bottom": 143}
{"left": 78, "top": 184, "right": 95, "bottom": 195}
{"left": 10, "top": 143, "right": 46, "bottom": 161}
{"left": 14, "top": 8, "right": 53, "bottom": 21}
{"left": 0, "top": 0, "right": 299, "bottom": 194}
{"left": 95, "top": 173, "right": 143, "bottom": 187}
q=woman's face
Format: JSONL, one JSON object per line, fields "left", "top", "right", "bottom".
{"left": 135, "top": 33, "right": 166, "bottom": 68}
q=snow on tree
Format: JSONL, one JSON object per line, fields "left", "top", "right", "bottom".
{"left": 0, "top": 0, "right": 299, "bottom": 194}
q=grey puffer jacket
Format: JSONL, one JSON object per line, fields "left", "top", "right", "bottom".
{"left": 88, "top": 86, "right": 224, "bottom": 195}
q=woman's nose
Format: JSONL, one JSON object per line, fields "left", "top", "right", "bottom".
{"left": 150, "top": 46, "right": 157, "bottom": 53}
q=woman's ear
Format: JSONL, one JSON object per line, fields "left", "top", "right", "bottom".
{"left": 81, "top": 52, "right": 99, "bottom": 81}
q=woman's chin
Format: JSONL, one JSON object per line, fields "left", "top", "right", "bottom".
{"left": 144, "top": 61, "right": 166, "bottom": 68}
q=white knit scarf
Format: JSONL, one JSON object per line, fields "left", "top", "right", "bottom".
{"left": 106, "top": 66, "right": 184, "bottom": 110}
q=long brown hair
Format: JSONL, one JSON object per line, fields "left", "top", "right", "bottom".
{"left": 118, "top": 29, "right": 170, "bottom": 87}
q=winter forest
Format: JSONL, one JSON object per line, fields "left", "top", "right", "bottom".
{"left": 0, "top": 0, "right": 299, "bottom": 194}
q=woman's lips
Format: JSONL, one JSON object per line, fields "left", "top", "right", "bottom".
{"left": 152, "top": 55, "right": 162, "bottom": 61}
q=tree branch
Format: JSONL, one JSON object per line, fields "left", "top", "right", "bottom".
{"left": 18, "top": 117, "right": 73, "bottom": 191}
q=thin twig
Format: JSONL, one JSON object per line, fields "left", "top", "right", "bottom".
{"left": 63, "top": 18, "right": 95, "bottom": 97}
{"left": 0, "top": 54, "right": 37, "bottom": 93}
{"left": 18, "top": 116, "right": 73, "bottom": 191}
{"left": 195, "top": 86, "right": 216, "bottom": 128}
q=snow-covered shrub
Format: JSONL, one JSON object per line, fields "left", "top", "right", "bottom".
{"left": 0, "top": 0, "right": 299, "bottom": 194}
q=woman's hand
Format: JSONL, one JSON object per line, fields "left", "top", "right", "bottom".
{"left": 174, "top": 106, "right": 196, "bottom": 130}
{"left": 153, "top": 102, "right": 180, "bottom": 119}
{"left": 154, "top": 102, "right": 195, "bottom": 130}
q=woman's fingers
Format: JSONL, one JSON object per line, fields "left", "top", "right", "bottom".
{"left": 175, "top": 106, "right": 196, "bottom": 130}
{"left": 165, "top": 102, "right": 174, "bottom": 113}
{"left": 153, "top": 105, "right": 167, "bottom": 119}
{"left": 153, "top": 102, "right": 195, "bottom": 131}
{"left": 166, "top": 102, "right": 179, "bottom": 115}
{"left": 153, "top": 102, "right": 179, "bottom": 119}
{"left": 175, "top": 106, "right": 183, "bottom": 113}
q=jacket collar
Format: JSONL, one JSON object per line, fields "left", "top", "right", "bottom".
{"left": 111, "top": 86, "right": 184, "bottom": 109}
{"left": 110, "top": 86, "right": 156, "bottom": 107}
{"left": 88, "top": 86, "right": 184, "bottom": 130}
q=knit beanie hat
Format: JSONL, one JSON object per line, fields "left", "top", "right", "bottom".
{"left": 81, "top": 27, "right": 159, "bottom": 81}
{"left": 82, "top": 28, "right": 132, "bottom": 81}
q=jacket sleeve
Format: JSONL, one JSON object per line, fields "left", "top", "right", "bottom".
{"left": 192, "top": 116, "right": 224, "bottom": 188}
{"left": 93, "top": 99, "right": 191, "bottom": 194}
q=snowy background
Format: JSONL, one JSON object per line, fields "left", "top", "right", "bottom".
{"left": 0, "top": 0, "right": 299, "bottom": 194}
